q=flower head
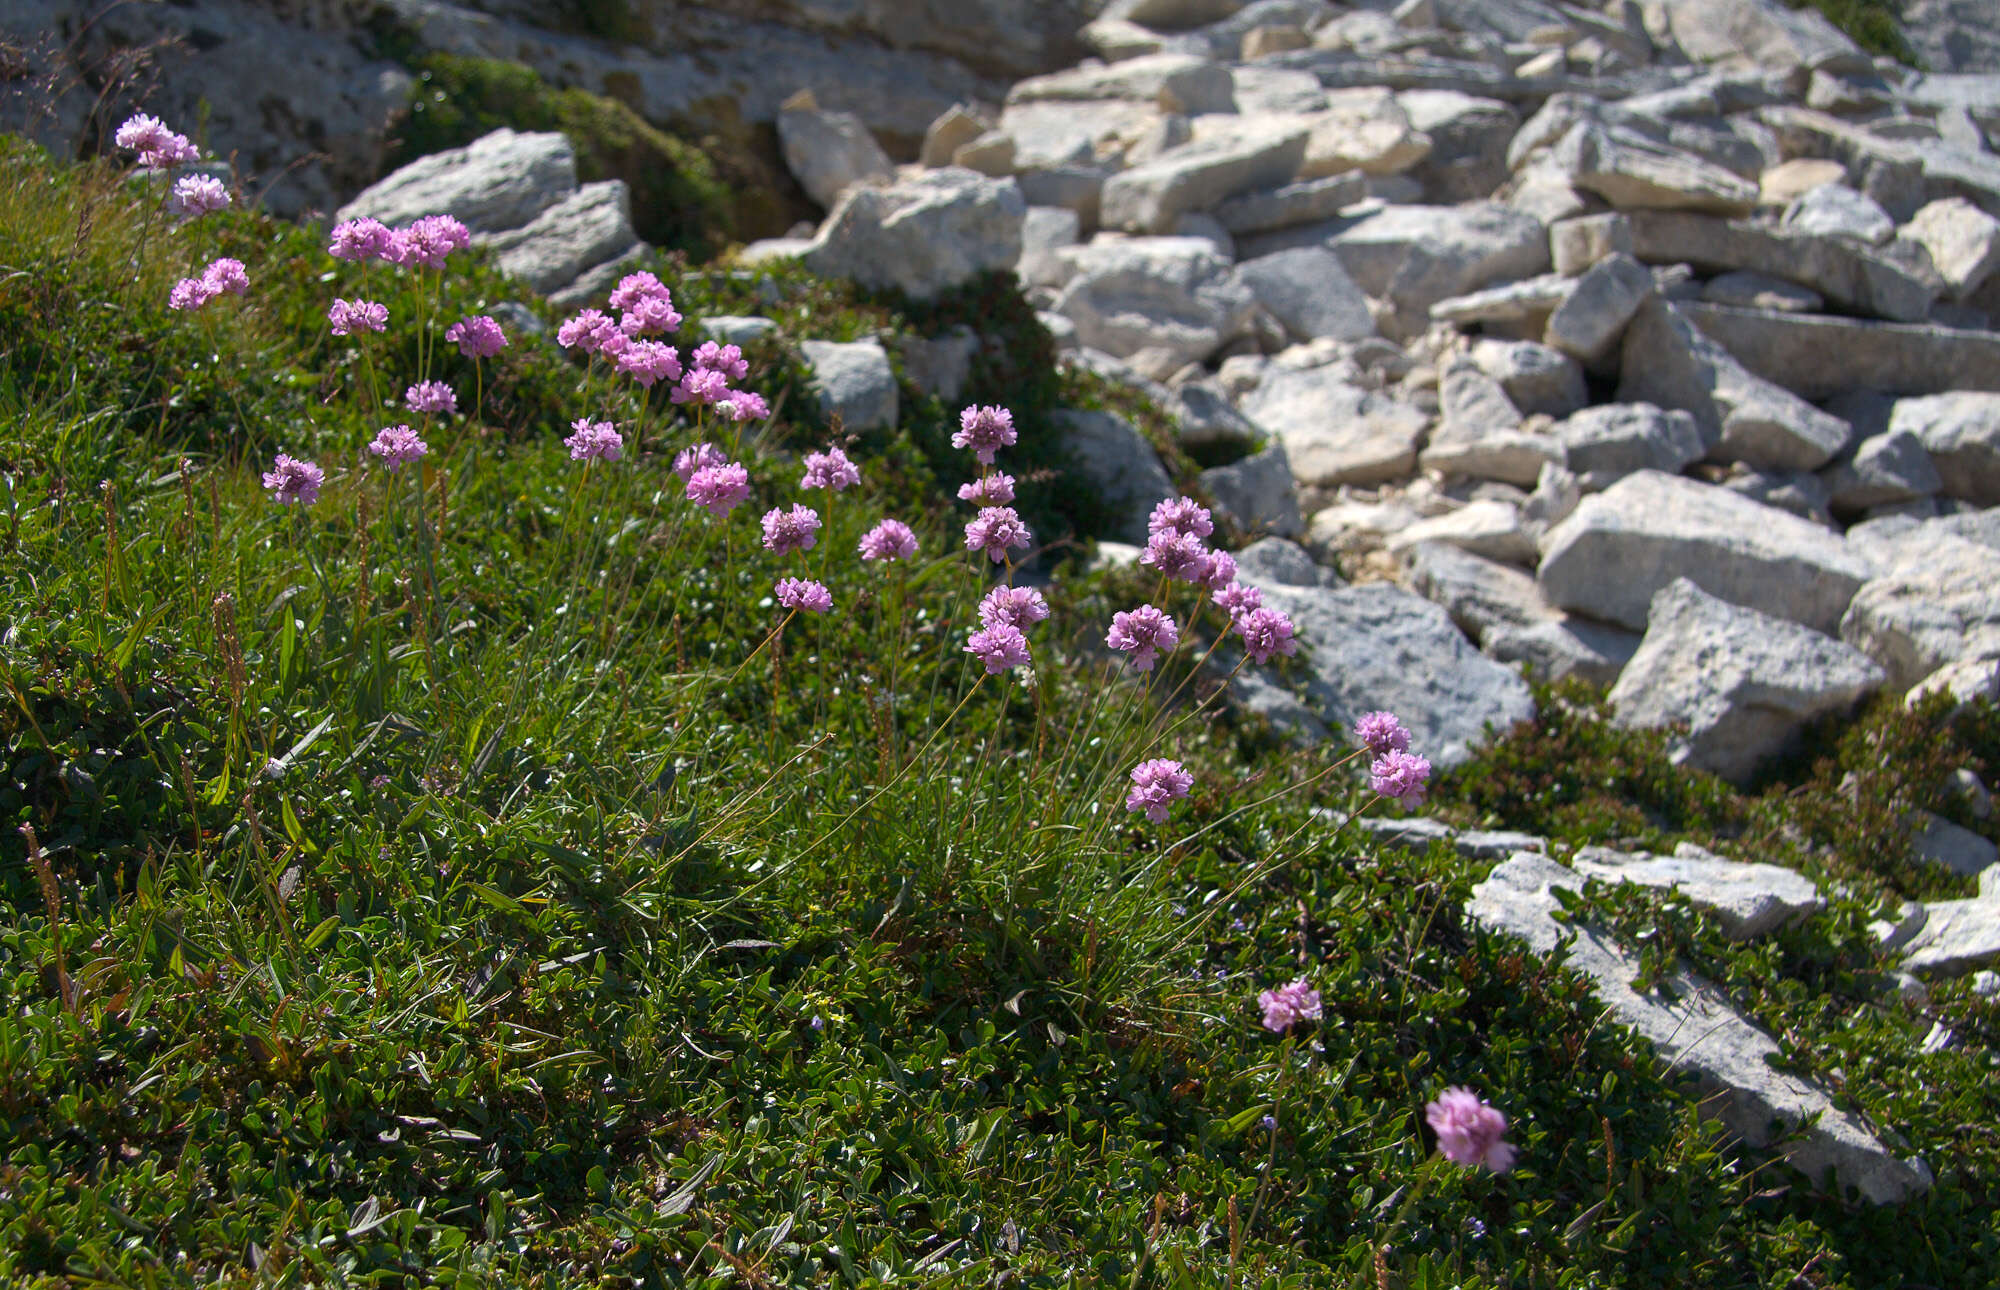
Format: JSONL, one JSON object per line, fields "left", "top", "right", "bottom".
{"left": 775, "top": 577, "right": 833, "bottom": 614}
{"left": 963, "top": 506, "right": 1031, "bottom": 564}
{"left": 404, "top": 381, "right": 457, "bottom": 416}
{"left": 714, "top": 390, "right": 770, "bottom": 423}
{"left": 167, "top": 277, "right": 214, "bottom": 311}
{"left": 1353, "top": 711, "right": 1411, "bottom": 757}
{"left": 390, "top": 214, "right": 470, "bottom": 269}
{"left": 616, "top": 339, "right": 683, "bottom": 388}
{"left": 1257, "top": 978, "right": 1322, "bottom": 1032}
{"left": 957, "top": 472, "right": 1015, "bottom": 507}
{"left": 328, "top": 298, "right": 388, "bottom": 336}
{"left": 1140, "top": 531, "right": 1212, "bottom": 584}
{"left": 672, "top": 367, "right": 730, "bottom": 406}
{"left": 692, "top": 340, "right": 748, "bottom": 381}
{"left": 558, "top": 309, "right": 619, "bottom": 354}
{"left": 1126, "top": 758, "right": 1194, "bottom": 823}
{"left": 1201, "top": 550, "right": 1238, "bottom": 592}
{"left": 858, "top": 518, "right": 917, "bottom": 562}
{"left": 1215, "top": 581, "right": 1262, "bottom": 619}
{"left": 262, "top": 454, "right": 324, "bottom": 506}
{"left": 564, "top": 418, "right": 624, "bottom": 461}
{"left": 445, "top": 314, "right": 507, "bottom": 360}
{"left": 170, "top": 175, "right": 230, "bottom": 218}
{"left": 620, "top": 295, "right": 682, "bottom": 337}
{"left": 800, "top": 445, "right": 861, "bottom": 492}
{"left": 965, "top": 623, "right": 1032, "bottom": 675}
{"left": 368, "top": 424, "right": 429, "bottom": 469}
{"left": 1426, "top": 1087, "right": 1515, "bottom": 1173}
{"left": 329, "top": 216, "right": 393, "bottom": 261}
{"left": 1106, "top": 604, "right": 1178, "bottom": 671}
{"left": 1234, "top": 607, "right": 1297, "bottom": 666}
{"left": 979, "top": 585, "right": 1049, "bottom": 630}
{"left": 953, "top": 404, "right": 1017, "bottom": 464}
{"left": 685, "top": 462, "right": 752, "bottom": 517}
{"left": 200, "top": 257, "right": 248, "bottom": 297}
{"left": 608, "top": 271, "right": 671, "bottom": 312}
{"left": 673, "top": 441, "right": 727, "bottom": 483}
{"left": 116, "top": 113, "right": 199, "bottom": 168}
{"left": 1149, "top": 497, "right": 1214, "bottom": 542}
{"left": 1369, "top": 750, "right": 1431, "bottom": 809}
{"left": 762, "top": 504, "right": 821, "bottom": 556}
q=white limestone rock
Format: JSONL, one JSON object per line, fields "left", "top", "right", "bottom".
{"left": 799, "top": 338, "right": 898, "bottom": 433}
{"left": 1241, "top": 363, "right": 1431, "bottom": 486}
{"left": 1055, "top": 408, "right": 1176, "bottom": 544}
{"left": 1839, "top": 534, "right": 2000, "bottom": 692}
{"left": 1236, "top": 246, "right": 1376, "bottom": 342}
{"left": 1571, "top": 842, "right": 1826, "bottom": 940}
{"left": 1053, "top": 235, "right": 1255, "bottom": 367}
{"left": 337, "top": 128, "right": 576, "bottom": 234}
{"left": 1200, "top": 440, "right": 1305, "bottom": 539}
{"left": 1901, "top": 197, "right": 2000, "bottom": 301}
{"left": 1782, "top": 182, "right": 1895, "bottom": 245}
{"left": 779, "top": 90, "right": 895, "bottom": 209}
{"left": 1888, "top": 392, "right": 2000, "bottom": 507}
{"left": 1553, "top": 403, "right": 1706, "bottom": 491}
{"left": 802, "top": 168, "right": 1026, "bottom": 301}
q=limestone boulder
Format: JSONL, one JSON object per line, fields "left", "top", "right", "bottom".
{"left": 1572, "top": 842, "right": 1827, "bottom": 940}
{"left": 1551, "top": 123, "right": 1759, "bottom": 216}
{"left": 1005, "top": 52, "right": 1235, "bottom": 114}
{"left": 1200, "top": 441, "right": 1305, "bottom": 539}
{"left": 1472, "top": 339, "right": 1587, "bottom": 418}
{"left": 1236, "top": 247, "right": 1377, "bottom": 343}
{"left": 799, "top": 339, "right": 898, "bottom": 433}
{"left": 1214, "top": 174, "right": 1368, "bottom": 235}
{"left": 1840, "top": 534, "right": 2000, "bottom": 692}
{"left": 337, "top": 128, "right": 576, "bottom": 234}
{"left": 1055, "top": 409, "right": 1176, "bottom": 544}
{"left": 1052, "top": 235, "right": 1255, "bottom": 366}
{"left": 1678, "top": 304, "right": 2000, "bottom": 402}
{"left": 1901, "top": 198, "right": 2000, "bottom": 301}
{"left": 1823, "top": 431, "right": 1942, "bottom": 512}
{"left": 1553, "top": 403, "right": 1706, "bottom": 491}
{"left": 1100, "top": 117, "right": 1310, "bottom": 233}
{"left": 1242, "top": 363, "right": 1431, "bottom": 486}
{"left": 1544, "top": 252, "right": 1654, "bottom": 362}
{"left": 1331, "top": 202, "right": 1551, "bottom": 333}
{"left": 480, "top": 181, "right": 640, "bottom": 297}
{"left": 1889, "top": 393, "right": 2000, "bottom": 506}
{"left": 1623, "top": 210, "right": 1934, "bottom": 324}
{"left": 1782, "top": 183, "right": 1894, "bottom": 245}
{"left": 802, "top": 168, "right": 1026, "bottom": 301}
{"left": 778, "top": 90, "right": 895, "bottom": 209}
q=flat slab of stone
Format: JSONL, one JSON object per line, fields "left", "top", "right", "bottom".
{"left": 1054, "top": 408, "right": 1175, "bottom": 544}
{"left": 1572, "top": 842, "right": 1826, "bottom": 940}
{"left": 482, "top": 181, "right": 638, "bottom": 296}
{"left": 1551, "top": 122, "right": 1759, "bottom": 216}
{"left": 1237, "top": 246, "right": 1376, "bottom": 342}
{"left": 1902, "top": 897, "right": 2000, "bottom": 977}
{"left": 1401, "top": 540, "right": 1560, "bottom": 642}
{"left": 1624, "top": 210, "right": 1933, "bottom": 324}
{"left": 1241, "top": 363, "right": 1430, "bottom": 487}
{"left": 1681, "top": 303, "right": 2000, "bottom": 401}
{"left": 1911, "top": 811, "right": 1999, "bottom": 880}
{"left": 1052, "top": 235, "right": 1254, "bottom": 367}
{"left": 802, "top": 168, "right": 1025, "bottom": 301}
{"left": 1006, "top": 52, "right": 1235, "bottom": 114}
{"left": 1101, "top": 117, "right": 1310, "bottom": 233}
{"left": 337, "top": 128, "right": 577, "bottom": 234}
{"left": 1538, "top": 470, "right": 1875, "bottom": 633}
{"left": 799, "top": 338, "right": 898, "bottom": 433}
{"left": 1483, "top": 618, "right": 1640, "bottom": 687}
{"left": 778, "top": 91, "right": 895, "bottom": 209}
{"left": 1330, "top": 202, "right": 1551, "bottom": 332}
{"left": 1346, "top": 814, "right": 1547, "bottom": 860}
{"left": 1386, "top": 500, "right": 1538, "bottom": 567}
{"left": 1554, "top": 402, "right": 1705, "bottom": 490}
{"left": 1889, "top": 393, "right": 2000, "bottom": 507}
{"left": 1839, "top": 534, "right": 2000, "bottom": 692}
{"left": 1215, "top": 173, "right": 1368, "bottom": 235}
{"left": 1199, "top": 440, "right": 1304, "bottom": 539}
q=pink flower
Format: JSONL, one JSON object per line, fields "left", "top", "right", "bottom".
{"left": 714, "top": 390, "right": 770, "bottom": 423}
{"left": 169, "top": 175, "right": 230, "bottom": 217}
{"left": 1215, "top": 581, "right": 1262, "bottom": 619}
{"left": 329, "top": 217, "right": 393, "bottom": 261}
{"left": 686, "top": 462, "right": 752, "bottom": 517}
{"left": 673, "top": 442, "right": 727, "bottom": 483}
{"left": 800, "top": 445, "right": 860, "bottom": 492}
{"left": 963, "top": 506, "right": 1031, "bottom": 564}
{"left": 1425, "top": 1087, "right": 1515, "bottom": 1173}
{"left": 965, "top": 623, "right": 1032, "bottom": 675}
{"left": 1257, "top": 978, "right": 1322, "bottom": 1032}
{"left": 1140, "top": 532, "right": 1212, "bottom": 584}
{"left": 957, "top": 473, "right": 1015, "bottom": 507}
{"left": 762, "top": 504, "right": 821, "bottom": 556}
{"left": 167, "top": 278, "right": 214, "bottom": 311}
{"left": 775, "top": 577, "right": 833, "bottom": 614}
{"left": 608, "top": 271, "right": 671, "bottom": 312}
{"left": 953, "top": 404, "right": 1016, "bottom": 464}
{"left": 368, "top": 424, "right": 429, "bottom": 469}
{"left": 858, "top": 519, "right": 917, "bottom": 562}
{"left": 1106, "top": 605, "right": 1178, "bottom": 672}
{"left": 115, "top": 113, "right": 199, "bottom": 168}
{"left": 979, "top": 585, "right": 1048, "bottom": 629}
{"left": 405, "top": 381, "right": 456, "bottom": 416}
{"left": 390, "top": 214, "right": 469, "bottom": 269}
{"left": 672, "top": 367, "right": 730, "bottom": 407}
{"left": 691, "top": 340, "right": 748, "bottom": 381}
{"left": 616, "top": 339, "right": 683, "bottom": 388}
{"left": 200, "top": 257, "right": 248, "bottom": 297}
{"left": 620, "top": 295, "right": 683, "bottom": 337}
{"left": 1234, "top": 607, "right": 1297, "bottom": 666}
{"left": 328, "top": 298, "right": 388, "bottom": 336}
{"left": 564, "top": 418, "right": 624, "bottom": 462}
{"left": 1369, "top": 750, "right": 1431, "bottom": 809}
{"left": 262, "top": 454, "right": 324, "bottom": 506}
{"left": 1201, "top": 550, "right": 1238, "bottom": 592}
{"left": 1126, "top": 758, "right": 1194, "bottom": 823}
{"left": 445, "top": 315, "right": 507, "bottom": 359}
{"left": 1353, "top": 711, "right": 1410, "bottom": 757}
{"left": 1149, "top": 497, "right": 1214, "bottom": 542}
{"left": 558, "top": 309, "right": 619, "bottom": 354}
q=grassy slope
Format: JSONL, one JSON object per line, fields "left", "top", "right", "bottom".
{"left": 1, "top": 140, "right": 1997, "bottom": 1288}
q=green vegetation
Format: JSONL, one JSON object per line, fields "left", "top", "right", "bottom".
{"left": 3, "top": 139, "right": 1999, "bottom": 1287}
{"left": 1788, "top": 0, "right": 1921, "bottom": 65}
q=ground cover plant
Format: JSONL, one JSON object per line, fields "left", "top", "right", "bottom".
{"left": 2, "top": 128, "right": 1998, "bottom": 1289}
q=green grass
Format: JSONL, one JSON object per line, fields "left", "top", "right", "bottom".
{"left": 1787, "top": 0, "right": 1921, "bottom": 65}
{"left": 3, "top": 138, "right": 1999, "bottom": 1287}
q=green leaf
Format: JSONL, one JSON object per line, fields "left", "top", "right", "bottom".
{"left": 301, "top": 916, "right": 340, "bottom": 951}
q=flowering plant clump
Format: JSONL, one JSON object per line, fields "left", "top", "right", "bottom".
{"left": 801, "top": 446, "right": 861, "bottom": 493}
{"left": 957, "top": 473, "right": 1015, "bottom": 507}
{"left": 115, "top": 112, "right": 200, "bottom": 168}
{"left": 965, "top": 624, "right": 1032, "bottom": 675}
{"left": 329, "top": 299, "right": 389, "bottom": 336}
{"left": 952, "top": 405, "right": 1016, "bottom": 463}
{"left": 858, "top": 519, "right": 917, "bottom": 562}
{"left": 169, "top": 175, "right": 230, "bottom": 218}
{"left": 963, "top": 506, "right": 1031, "bottom": 564}
{"left": 1126, "top": 758, "right": 1194, "bottom": 823}
{"left": 1234, "top": 607, "right": 1299, "bottom": 666}
{"left": 1425, "top": 1087, "right": 1516, "bottom": 1173}
{"left": 978, "top": 585, "right": 1048, "bottom": 630}
{"left": 405, "top": 381, "right": 457, "bottom": 416}
{"left": 762, "top": 504, "right": 821, "bottom": 556}
{"left": 368, "top": 425, "right": 429, "bottom": 469}
{"left": 563, "top": 418, "right": 623, "bottom": 462}
{"left": 1354, "top": 710, "right": 1411, "bottom": 757}
{"left": 686, "top": 462, "right": 752, "bottom": 517}
{"left": 775, "top": 577, "right": 833, "bottom": 614}
{"left": 1257, "top": 978, "right": 1322, "bottom": 1032}
{"left": 1370, "top": 750, "right": 1431, "bottom": 809}
{"left": 1106, "top": 605, "right": 1178, "bottom": 672}
{"left": 445, "top": 315, "right": 507, "bottom": 359}
{"left": 673, "top": 442, "right": 728, "bottom": 483}
{"left": 691, "top": 341, "right": 748, "bottom": 381}
{"left": 262, "top": 455, "right": 324, "bottom": 506}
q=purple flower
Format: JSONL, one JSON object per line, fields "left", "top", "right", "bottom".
{"left": 952, "top": 404, "right": 1017, "bottom": 464}
{"left": 262, "top": 454, "right": 324, "bottom": 506}
{"left": 200, "top": 257, "right": 248, "bottom": 297}
{"left": 1215, "top": 581, "right": 1262, "bottom": 619}
{"left": 1369, "top": 750, "right": 1431, "bottom": 810}
{"left": 686, "top": 462, "right": 752, "bottom": 517}
{"left": 775, "top": 577, "right": 833, "bottom": 614}
{"left": 1140, "top": 532, "right": 1212, "bottom": 584}
{"left": 762, "top": 504, "right": 821, "bottom": 556}
{"left": 368, "top": 424, "right": 429, "bottom": 469}
{"left": 167, "top": 278, "right": 213, "bottom": 311}
{"left": 714, "top": 391, "right": 770, "bottom": 423}
{"left": 445, "top": 314, "right": 507, "bottom": 360}
{"left": 169, "top": 175, "right": 230, "bottom": 217}
{"left": 1126, "top": 758, "right": 1194, "bottom": 823}
{"left": 115, "top": 113, "right": 200, "bottom": 168}
{"left": 1201, "top": 551, "right": 1238, "bottom": 593}
{"left": 858, "top": 519, "right": 917, "bottom": 562}
{"left": 692, "top": 340, "right": 748, "bottom": 382}
{"left": 672, "top": 367, "right": 729, "bottom": 407}
{"left": 957, "top": 473, "right": 1016, "bottom": 507}
{"left": 1234, "top": 607, "right": 1297, "bottom": 666}
{"left": 800, "top": 445, "right": 861, "bottom": 492}
{"left": 1426, "top": 1087, "right": 1515, "bottom": 1173}
{"left": 965, "top": 623, "right": 1032, "bottom": 675}
{"left": 1106, "top": 604, "right": 1178, "bottom": 672}
{"left": 963, "top": 506, "right": 1031, "bottom": 564}
{"left": 1353, "top": 711, "right": 1411, "bottom": 757}
{"left": 1149, "top": 497, "right": 1214, "bottom": 542}
{"left": 404, "top": 381, "right": 457, "bottom": 416}
{"left": 620, "top": 295, "right": 683, "bottom": 336}
{"left": 329, "top": 216, "right": 393, "bottom": 262}
{"left": 979, "top": 585, "right": 1049, "bottom": 629}
{"left": 608, "top": 271, "right": 671, "bottom": 312}
{"left": 673, "top": 442, "right": 727, "bottom": 483}
{"left": 564, "top": 418, "right": 624, "bottom": 462}
{"left": 390, "top": 214, "right": 469, "bottom": 269}
{"left": 616, "top": 339, "right": 683, "bottom": 389}
{"left": 328, "top": 298, "right": 388, "bottom": 336}
{"left": 1257, "top": 978, "right": 1322, "bottom": 1032}
{"left": 557, "top": 309, "right": 618, "bottom": 354}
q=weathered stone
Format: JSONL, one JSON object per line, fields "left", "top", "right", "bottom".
{"left": 700, "top": 316, "right": 780, "bottom": 347}
{"left": 1608, "top": 579, "right": 1884, "bottom": 784}
{"left": 1055, "top": 408, "right": 1176, "bottom": 544}
{"left": 1214, "top": 174, "right": 1368, "bottom": 234}
{"left": 799, "top": 338, "right": 898, "bottom": 433}
{"left": 1233, "top": 536, "right": 1342, "bottom": 590}
{"left": 1623, "top": 210, "right": 1934, "bottom": 324}
{"left": 1552, "top": 123, "right": 1759, "bottom": 216}
{"left": 1170, "top": 379, "right": 1262, "bottom": 447}
{"left": 1538, "top": 470, "right": 1875, "bottom": 633}
{"left": 1006, "top": 52, "right": 1235, "bottom": 114}
{"left": 1080, "top": 16, "right": 1170, "bottom": 62}
{"left": 1760, "top": 157, "right": 1848, "bottom": 206}
{"left": 1718, "top": 466, "right": 1833, "bottom": 525}
{"left": 1617, "top": 300, "right": 1852, "bottom": 471}
{"left": 896, "top": 327, "right": 979, "bottom": 403}
{"left": 1241, "top": 364, "right": 1431, "bottom": 486}
{"left": 1840, "top": 534, "right": 2000, "bottom": 691}
{"left": 1902, "top": 896, "right": 2000, "bottom": 977}
{"left": 921, "top": 104, "right": 992, "bottom": 168}
{"left": 1550, "top": 212, "right": 1634, "bottom": 275}
{"left": 1399, "top": 90, "right": 1519, "bottom": 203}
{"left": 1387, "top": 500, "right": 1540, "bottom": 566}
{"left": 1783, "top": 182, "right": 1895, "bottom": 245}
{"left": 1572, "top": 841, "right": 1827, "bottom": 940}
{"left": 1101, "top": 117, "right": 1311, "bottom": 233}
{"left": 1429, "top": 274, "right": 1574, "bottom": 329}
{"left": 545, "top": 243, "right": 647, "bottom": 312}
{"left": 1241, "top": 23, "right": 1310, "bottom": 58}
{"left": 1401, "top": 540, "right": 1561, "bottom": 640}
{"left": 1824, "top": 431, "right": 1942, "bottom": 511}
{"left": 1437, "top": 357, "right": 1522, "bottom": 436}
{"left": 1019, "top": 205, "right": 1084, "bottom": 288}
{"left": 1016, "top": 165, "right": 1109, "bottom": 227}
{"left": 1000, "top": 100, "right": 1162, "bottom": 171}
{"left": 1700, "top": 270, "right": 1824, "bottom": 313}
{"left": 1902, "top": 198, "right": 2000, "bottom": 301}
{"left": 1911, "top": 811, "right": 1999, "bottom": 880}
{"left": 1331, "top": 202, "right": 1552, "bottom": 332}
{"left": 1544, "top": 252, "right": 1654, "bottom": 361}
{"left": 1348, "top": 814, "right": 1548, "bottom": 860}
{"left": 481, "top": 181, "right": 638, "bottom": 296}
{"left": 1907, "top": 656, "right": 2000, "bottom": 716}
{"left": 337, "top": 128, "right": 575, "bottom": 235}
{"left": 1053, "top": 235, "right": 1255, "bottom": 366}
{"left": 1201, "top": 441, "right": 1305, "bottom": 538}
{"left": 1230, "top": 64, "right": 1329, "bottom": 114}
{"left": 1469, "top": 853, "right": 1932, "bottom": 1205}
{"left": 1553, "top": 403, "right": 1706, "bottom": 490}
{"left": 1420, "top": 423, "right": 1565, "bottom": 488}
{"left": 802, "top": 168, "right": 1026, "bottom": 301}
{"left": 1662, "top": 0, "right": 1866, "bottom": 82}
{"left": 1472, "top": 339, "right": 1587, "bottom": 418}
{"left": 1237, "top": 247, "right": 1376, "bottom": 342}
{"left": 1889, "top": 392, "right": 2000, "bottom": 506}
{"left": 1680, "top": 303, "right": 2000, "bottom": 401}
{"left": 779, "top": 89, "right": 896, "bottom": 209}
{"left": 953, "top": 130, "right": 1019, "bottom": 177}
{"left": 1298, "top": 87, "right": 1435, "bottom": 177}
{"left": 1483, "top": 617, "right": 1640, "bottom": 686}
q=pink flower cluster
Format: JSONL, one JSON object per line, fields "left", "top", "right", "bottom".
{"left": 329, "top": 298, "right": 388, "bottom": 336}
{"left": 368, "top": 424, "right": 429, "bottom": 469}
{"left": 405, "top": 381, "right": 457, "bottom": 416}
{"left": 1425, "top": 1087, "right": 1515, "bottom": 1173}
{"left": 115, "top": 113, "right": 200, "bottom": 169}
{"left": 262, "top": 454, "right": 324, "bottom": 506}
{"left": 858, "top": 519, "right": 917, "bottom": 562}
{"left": 168, "top": 257, "right": 248, "bottom": 311}
{"left": 564, "top": 418, "right": 623, "bottom": 462}
{"left": 169, "top": 175, "right": 230, "bottom": 218}
{"left": 953, "top": 405, "right": 1016, "bottom": 464}
{"left": 964, "top": 506, "right": 1030, "bottom": 564}
{"left": 1258, "top": 977, "right": 1322, "bottom": 1032}
{"left": 801, "top": 445, "right": 860, "bottom": 493}
{"left": 776, "top": 577, "right": 833, "bottom": 614}
{"left": 1106, "top": 604, "right": 1177, "bottom": 672}
{"left": 446, "top": 315, "right": 507, "bottom": 360}
{"left": 762, "top": 504, "right": 821, "bottom": 556}
{"left": 325, "top": 214, "right": 469, "bottom": 268}
{"left": 1126, "top": 758, "right": 1193, "bottom": 823}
